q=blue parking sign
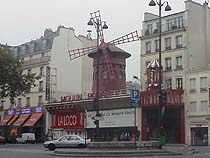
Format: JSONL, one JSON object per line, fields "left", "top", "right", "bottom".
{"left": 131, "top": 89, "right": 140, "bottom": 107}
{"left": 131, "top": 89, "right": 140, "bottom": 100}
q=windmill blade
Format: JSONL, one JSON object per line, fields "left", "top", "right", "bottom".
{"left": 103, "top": 51, "right": 112, "bottom": 79}
{"left": 68, "top": 45, "right": 97, "bottom": 60}
{"left": 108, "top": 31, "right": 139, "bottom": 46}
{"left": 90, "top": 10, "right": 105, "bottom": 42}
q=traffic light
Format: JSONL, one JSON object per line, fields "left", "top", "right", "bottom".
{"left": 159, "top": 90, "right": 167, "bottom": 105}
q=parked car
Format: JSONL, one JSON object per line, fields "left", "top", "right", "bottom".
{"left": 16, "top": 133, "right": 35, "bottom": 144}
{"left": 0, "top": 136, "right": 6, "bottom": 144}
{"left": 43, "top": 135, "right": 90, "bottom": 151}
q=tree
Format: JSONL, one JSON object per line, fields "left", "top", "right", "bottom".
{"left": 0, "top": 48, "right": 38, "bottom": 103}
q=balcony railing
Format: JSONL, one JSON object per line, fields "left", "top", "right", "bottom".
{"left": 140, "top": 89, "right": 184, "bottom": 107}
{"left": 22, "top": 56, "right": 50, "bottom": 68}
{"left": 141, "top": 20, "right": 186, "bottom": 37}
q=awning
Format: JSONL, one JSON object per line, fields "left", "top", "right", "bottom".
{"left": 23, "top": 113, "right": 43, "bottom": 126}
{"left": 0, "top": 115, "right": 13, "bottom": 126}
{"left": 12, "top": 114, "right": 30, "bottom": 126}
{"left": 7, "top": 115, "right": 19, "bottom": 125}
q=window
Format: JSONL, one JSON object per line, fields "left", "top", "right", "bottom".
{"left": 119, "top": 71, "right": 123, "bottom": 80}
{"left": 155, "top": 40, "right": 159, "bottom": 52}
{"left": 145, "top": 42, "right": 151, "bottom": 53}
{"left": 41, "top": 39, "right": 47, "bottom": 50}
{"left": 165, "top": 37, "right": 171, "bottom": 50}
{"left": 28, "top": 69, "right": 32, "bottom": 75}
{"left": 39, "top": 81, "right": 44, "bottom": 92}
{"left": 29, "top": 43, "right": 35, "bottom": 53}
{"left": 102, "top": 70, "right": 107, "bottom": 79}
{"left": 176, "top": 16, "right": 184, "bottom": 28}
{"left": 189, "top": 101, "right": 196, "bottom": 112}
{"left": 176, "top": 56, "right": 182, "bottom": 69}
{"left": 200, "top": 77, "right": 207, "bottom": 92}
{"left": 165, "top": 58, "right": 171, "bottom": 70}
{"left": 167, "top": 16, "right": 184, "bottom": 31}
{"left": 190, "top": 78, "right": 196, "bottom": 92}
{"left": 26, "top": 97, "right": 30, "bottom": 107}
{"left": 165, "top": 78, "right": 172, "bottom": 89}
{"left": 176, "top": 35, "right": 182, "bottom": 48}
{"left": 21, "top": 45, "right": 27, "bottom": 54}
{"left": 145, "top": 61, "right": 151, "bottom": 73}
{"left": 145, "top": 24, "right": 152, "bottom": 35}
{"left": 39, "top": 67, "right": 44, "bottom": 77}
{"left": 38, "top": 95, "right": 43, "bottom": 105}
{"left": 176, "top": 77, "right": 183, "bottom": 89}
{"left": 111, "top": 71, "right": 116, "bottom": 79}
{"left": 17, "top": 98, "right": 22, "bottom": 108}
{"left": 201, "top": 101, "right": 208, "bottom": 112}
{"left": 14, "top": 47, "right": 19, "bottom": 56}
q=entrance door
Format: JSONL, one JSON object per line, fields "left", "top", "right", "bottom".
{"left": 145, "top": 108, "right": 181, "bottom": 143}
{"left": 191, "top": 127, "right": 208, "bottom": 146}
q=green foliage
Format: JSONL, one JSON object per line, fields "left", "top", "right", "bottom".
{"left": 0, "top": 48, "right": 38, "bottom": 102}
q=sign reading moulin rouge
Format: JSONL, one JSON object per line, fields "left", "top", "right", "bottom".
{"left": 52, "top": 112, "right": 84, "bottom": 129}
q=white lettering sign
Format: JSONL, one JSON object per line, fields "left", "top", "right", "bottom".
{"left": 57, "top": 115, "right": 77, "bottom": 126}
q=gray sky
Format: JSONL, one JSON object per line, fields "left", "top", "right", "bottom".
{"left": 0, "top": 0, "right": 205, "bottom": 81}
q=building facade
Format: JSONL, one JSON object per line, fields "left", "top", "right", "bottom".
{"left": 0, "top": 25, "right": 95, "bottom": 141}
{"left": 140, "top": 0, "right": 210, "bottom": 145}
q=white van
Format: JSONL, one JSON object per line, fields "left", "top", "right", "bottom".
{"left": 16, "top": 133, "right": 35, "bottom": 144}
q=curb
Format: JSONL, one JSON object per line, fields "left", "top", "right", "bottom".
{"left": 50, "top": 149, "right": 182, "bottom": 157}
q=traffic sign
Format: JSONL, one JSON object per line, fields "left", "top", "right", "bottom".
{"left": 131, "top": 89, "right": 140, "bottom": 101}
{"left": 131, "top": 89, "right": 140, "bottom": 107}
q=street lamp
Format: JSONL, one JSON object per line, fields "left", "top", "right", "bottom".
{"left": 87, "top": 16, "right": 108, "bottom": 141}
{"left": 149, "top": 0, "right": 171, "bottom": 149}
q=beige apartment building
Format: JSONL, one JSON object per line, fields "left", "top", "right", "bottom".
{"left": 140, "top": 0, "right": 210, "bottom": 145}
{"left": 0, "top": 25, "right": 95, "bottom": 141}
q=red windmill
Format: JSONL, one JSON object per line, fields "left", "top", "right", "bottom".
{"left": 68, "top": 10, "right": 139, "bottom": 95}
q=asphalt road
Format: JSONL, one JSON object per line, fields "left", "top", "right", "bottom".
{"left": 1, "top": 143, "right": 210, "bottom": 158}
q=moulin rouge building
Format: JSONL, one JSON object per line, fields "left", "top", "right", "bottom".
{"left": 44, "top": 44, "right": 140, "bottom": 141}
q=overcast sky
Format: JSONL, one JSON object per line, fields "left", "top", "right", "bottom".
{"left": 0, "top": 0, "right": 206, "bottom": 81}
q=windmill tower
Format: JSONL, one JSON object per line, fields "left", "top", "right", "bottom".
{"left": 68, "top": 10, "right": 139, "bottom": 94}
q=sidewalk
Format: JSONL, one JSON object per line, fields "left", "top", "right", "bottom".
{"left": 163, "top": 144, "right": 210, "bottom": 155}
{"left": 51, "top": 147, "right": 180, "bottom": 157}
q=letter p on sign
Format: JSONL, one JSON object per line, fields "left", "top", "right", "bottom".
{"left": 131, "top": 89, "right": 140, "bottom": 101}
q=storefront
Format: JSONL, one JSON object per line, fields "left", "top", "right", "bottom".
{"left": 0, "top": 106, "right": 44, "bottom": 142}
{"left": 190, "top": 125, "right": 208, "bottom": 146}
{"left": 45, "top": 95, "right": 139, "bottom": 141}
{"left": 46, "top": 106, "right": 85, "bottom": 140}
{"left": 86, "top": 108, "right": 139, "bottom": 141}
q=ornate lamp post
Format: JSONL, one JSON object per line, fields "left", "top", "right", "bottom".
{"left": 87, "top": 16, "right": 108, "bottom": 141}
{"left": 149, "top": 0, "right": 171, "bottom": 148}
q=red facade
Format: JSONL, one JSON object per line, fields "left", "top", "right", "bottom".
{"left": 88, "top": 45, "right": 130, "bottom": 93}
{"left": 52, "top": 112, "right": 84, "bottom": 129}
